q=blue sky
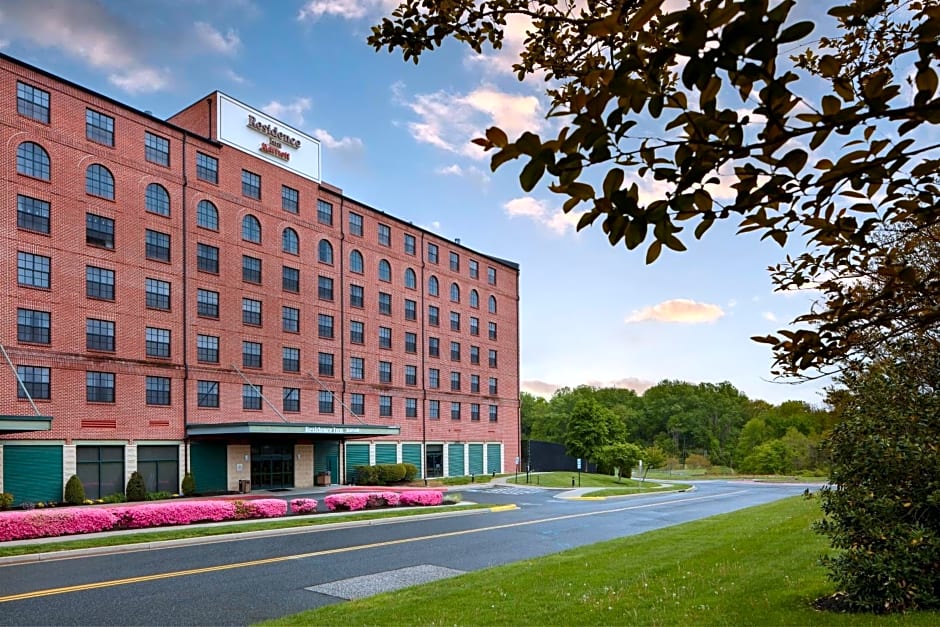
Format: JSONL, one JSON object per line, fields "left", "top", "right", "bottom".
{"left": 0, "top": 0, "right": 829, "bottom": 405}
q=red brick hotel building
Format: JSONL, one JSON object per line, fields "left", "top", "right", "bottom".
{"left": 0, "top": 53, "right": 520, "bottom": 504}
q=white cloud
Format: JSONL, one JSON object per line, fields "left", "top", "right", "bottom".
{"left": 194, "top": 22, "right": 241, "bottom": 55}
{"left": 522, "top": 377, "right": 655, "bottom": 398}
{"left": 262, "top": 98, "right": 312, "bottom": 126}
{"left": 108, "top": 67, "right": 170, "bottom": 94}
{"left": 504, "top": 197, "right": 581, "bottom": 236}
{"left": 466, "top": 14, "right": 533, "bottom": 76}
{"left": 762, "top": 311, "right": 778, "bottom": 322}
{"left": 297, "top": 0, "right": 398, "bottom": 21}
{"left": 313, "top": 128, "right": 364, "bottom": 152}
{"left": 436, "top": 164, "right": 491, "bottom": 183}
{"left": 625, "top": 299, "right": 725, "bottom": 324}
{"left": 224, "top": 68, "right": 248, "bottom": 85}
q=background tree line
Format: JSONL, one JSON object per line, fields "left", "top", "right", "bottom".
{"left": 522, "top": 382, "right": 835, "bottom": 475}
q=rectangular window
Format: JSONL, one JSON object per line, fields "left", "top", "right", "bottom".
{"left": 350, "top": 284, "right": 364, "bottom": 308}
{"left": 378, "top": 292, "right": 392, "bottom": 315}
{"left": 145, "top": 278, "right": 171, "bottom": 310}
{"left": 378, "top": 223, "right": 391, "bottom": 247}
{"left": 282, "top": 266, "right": 300, "bottom": 293}
{"left": 243, "top": 384, "right": 262, "bottom": 410}
{"left": 349, "top": 212, "right": 363, "bottom": 236}
{"left": 379, "top": 326, "right": 392, "bottom": 349}
{"left": 242, "top": 170, "right": 261, "bottom": 199}
{"left": 350, "top": 320, "right": 365, "bottom": 344}
{"left": 282, "top": 306, "right": 300, "bottom": 333}
{"left": 429, "top": 337, "right": 440, "bottom": 358}
{"left": 17, "top": 81, "right": 50, "bottom": 123}
{"left": 350, "top": 393, "right": 365, "bottom": 416}
{"left": 17, "top": 308, "right": 50, "bottom": 344}
{"left": 429, "top": 399, "right": 440, "bottom": 420}
{"left": 282, "top": 185, "right": 299, "bottom": 213}
{"left": 450, "top": 312, "right": 461, "bottom": 332}
{"left": 318, "top": 314, "right": 334, "bottom": 339}
{"left": 146, "top": 376, "right": 171, "bottom": 406}
{"left": 379, "top": 360, "right": 392, "bottom": 383}
{"left": 197, "top": 380, "right": 219, "bottom": 408}
{"left": 489, "top": 322, "right": 498, "bottom": 340}
{"left": 243, "top": 255, "right": 262, "bottom": 283}
{"left": 146, "top": 327, "right": 171, "bottom": 358}
{"left": 86, "top": 213, "right": 114, "bottom": 249}
{"left": 489, "top": 349, "right": 498, "bottom": 368}
{"left": 428, "top": 305, "right": 439, "bottom": 326}
{"left": 469, "top": 375, "right": 479, "bottom": 393}
{"left": 242, "top": 341, "right": 262, "bottom": 368}
{"left": 379, "top": 395, "right": 392, "bottom": 417}
{"left": 17, "top": 365, "right": 50, "bottom": 400}
{"left": 404, "top": 233, "right": 416, "bottom": 255}
{"left": 470, "top": 317, "right": 480, "bottom": 336}
{"left": 318, "top": 275, "right": 334, "bottom": 301}
{"left": 86, "top": 266, "right": 114, "bottom": 300}
{"left": 404, "top": 299, "right": 417, "bottom": 321}
{"left": 196, "top": 152, "right": 218, "bottom": 184}
{"left": 450, "top": 251, "right": 460, "bottom": 272}
{"left": 283, "top": 347, "right": 300, "bottom": 372}
{"left": 350, "top": 357, "right": 364, "bottom": 380}
{"left": 405, "top": 397, "right": 418, "bottom": 418}
{"left": 284, "top": 388, "right": 301, "bottom": 413}
{"left": 450, "top": 341, "right": 461, "bottom": 362}
{"left": 318, "top": 390, "right": 334, "bottom": 414}
{"left": 405, "top": 332, "right": 417, "bottom": 354}
{"left": 86, "top": 109, "right": 114, "bottom": 146}
{"left": 489, "top": 404, "right": 498, "bottom": 422}
{"left": 145, "top": 132, "right": 170, "bottom": 166}
{"left": 429, "top": 368, "right": 440, "bottom": 389}
{"left": 469, "top": 259, "right": 479, "bottom": 279}
{"left": 17, "top": 194, "right": 50, "bottom": 234}
{"left": 242, "top": 298, "right": 262, "bottom": 326}
{"left": 450, "top": 371, "right": 461, "bottom": 391}
{"left": 317, "top": 199, "right": 333, "bottom": 225}
{"left": 405, "top": 365, "right": 417, "bottom": 386}
{"left": 18, "top": 252, "right": 51, "bottom": 289}
{"left": 489, "top": 377, "right": 498, "bottom": 395}
{"left": 470, "top": 346, "right": 480, "bottom": 365}
{"left": 451, "top": 402, "right": 461, "bottom": 421}
{"left": 471, "top": 403, "right": 480, "bottom": 421}
{"left": 318, "top": 352, "right": 334, "bottom": 377}
{"left": 86, "top": 318, "right": 115, "bottom": 352}
{"left": 197, "top": 334, "right": 219, "bottom": 363}
{"left": 488, "top": 267, "right": 497, "bottom": 285}
{"left": 427, "top": 243, "right": 439, "bottom": 264}
{"left": 145, "top": 229, "right": 171, "bottom": 262}
{"left": 197, "top": 243, "right": 219, "bottom": 274}
{"left": 86, "top": 371, "right": 115, "bottom": 403}
{"left": 197, "top": 288, "right": 219, "bottom": 318}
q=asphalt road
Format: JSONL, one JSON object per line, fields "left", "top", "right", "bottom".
{"left": 0, "top": 481, "right": 812, "bottom": 625}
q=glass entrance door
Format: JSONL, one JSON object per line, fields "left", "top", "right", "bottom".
{"left": 425, "top": 444, "right": 444, "bottom": 478}
{"left": 250, "top": 443, "right": 294, "bottom": 489}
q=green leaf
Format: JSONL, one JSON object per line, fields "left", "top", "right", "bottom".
{"left": 781, "top": 148, "right": 808, "bottom": 175}
{"left": 645, "top": 240, "right": 662, "bottom": 264}
{"left": 603, "top": 168, "right": 625, "bottom": 198}
{"left": 777, "top": 20, "right": 814, "bottom": 43}
{"left": 519, "top": 157, "right": 546, "bottom": 192}
{"left": 485, "top": 127, "right": 509, "bottom": 146}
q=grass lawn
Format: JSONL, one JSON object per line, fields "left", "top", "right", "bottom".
{"left": 262, "top": 495, "right": 939, "bottom": 626}
{"left": 507, "top": 471, "right": 688, "bottom": 492}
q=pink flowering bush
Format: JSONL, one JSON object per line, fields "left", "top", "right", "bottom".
{"left": 399, "top": 490, "right": 444, "bottom": 506}
{"left": 324, "top": 493, "right": 369, "bottom": 511}
{"left": 325, "top": 490, "right": 442, "bottom": 512}
{"left": 0, "top": 508, "right": 116, "bottom": 541}
{"left": 290, "top": 498, "right": 318, "bottom": 514}
{"left": 112, "top": 502, "right": 235, "bottom": 529}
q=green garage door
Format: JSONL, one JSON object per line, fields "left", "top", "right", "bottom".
{"left": 401, "top": 443, "right": 422, "bottom": 478}
{"left": 448, "top": 443, "right": 465, "bottom": 477}
{"left": 3, "top": 445, "right": 62, "bottom": 506}
{"left": 190, "top": 441, "right": 227, "bottom": 494}
{"left": 487, "top": 443, "right": 502, "bottom": 473}
{"left": 345, "top": 443, "right": 370, "bottom": 484}
{"left": 374, "top": 443, "right": 397, "bottom": 465}
{"left": 468, "top": 444, "right": 484, "bottom": 476}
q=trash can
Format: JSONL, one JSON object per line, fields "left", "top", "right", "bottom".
{"left": 238, "top": 479, "right": 251, "bottom": 493}
{"left": 315, "top": 471, "right": 330, "bottom": 486}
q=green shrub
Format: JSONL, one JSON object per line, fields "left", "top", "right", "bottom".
{"left": 101, "top": 492, "right": 126, "bottom": 503}
{"left": 0, "top": 492, "right": 13, "bottom": 510}
{"left": 181, "top": 472, "right": 195, "bottom": 496}
{"left": 402, "top": 463, "right": 418, "bottom": 481}
{"left": 378, "top": 464, "right": 405, "bottom": 484}
{"left": 356, "top": 463, "right": 415, "bottom": 485}
{"left": 125, "top": 471, "right": 148, "bottom": 502}
{"left": 64, "top": 474, "right": 86, "bottom": 505}
{"left": 442, "top": 492, "right": 462, "bottom": 504}
{"left": 146, "top": 491, "right": 174, "bottom": 501}
{"left": 354, "top": 465, "right": 380, "bottom": 485}
{"left": 684, "top": 453, "right": 712, "bottom": 469}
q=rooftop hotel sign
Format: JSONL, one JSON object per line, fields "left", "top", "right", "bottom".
{"left": 216, "top": 93, "right": 321, "bottom": 182}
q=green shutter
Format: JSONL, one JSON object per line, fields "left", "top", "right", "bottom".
{"left": 401, "top": 443, "right": 422, "bottom": 478}
{"left": 487, "top": 443, "right": 502, "bottom": 473}
{"left": 190, "top": 441, "right": 227, "bottom": 493}
{"left": 374, "top": 443, "right": 397, "bottom": 465}
{"left": 448, "top": 443, "right": 465, "bottom": 477}
{"left": 345, "top": 443, "right": 370, "bottom": 483}
{"left": 3, "top": 444, "right": 62, "bottom": 505}
{"left": 468, "top": 444, "right": 484, "bottom": 476}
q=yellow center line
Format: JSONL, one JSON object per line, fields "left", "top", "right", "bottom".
{"left": 0, "top": 490, "right": 745, "bottom": 604}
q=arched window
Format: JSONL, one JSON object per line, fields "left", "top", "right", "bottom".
{"left": 378, "top": 259, "right": 391, "bottom": 282}
{"left": 196, "top": 200, "right": 218, "bottom": 230}
{"left": 470, "top": 289, "right": 479, "bottom": 309}
{"left": 145, "top": 183, "right": 170, "bottom": 216}
{"left": 450, "top": 282, "right": 460, "bottom": 303}
{"left": 242, "top": 215, "right": 261, "bottom": 243}
{"left": 349, "top": 249, "right": 364, "bottom": 273}
{"left": 318, "top": 239, "right": 333, "bottom": 264}
{"left": 428, "top": 276, "right": 439, "bottom": 296}
{"left": 282, "top": 228, "right": 299, "bottom": 255}
{"left": 404, "top": 268, "right": 417, "bottom": 289}
{"left": 489, "top": 295, "right": 497, "bottom": 314}
{"left": 86, "top": 164, "right": 115, "bottom": 200}
{"left": 16, "top": 142, "right": 50, "bottom": 180}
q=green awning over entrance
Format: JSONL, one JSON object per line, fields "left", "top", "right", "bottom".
{"left": 186, "top": 422, "right": 400, "bottom": 438}
{"left": 0, "top": 415, "right": 52, "bottom": 433}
